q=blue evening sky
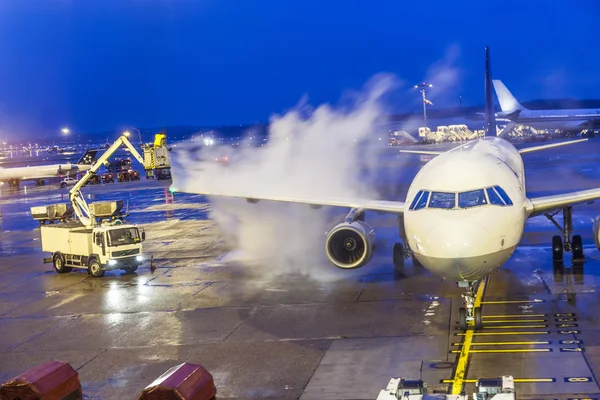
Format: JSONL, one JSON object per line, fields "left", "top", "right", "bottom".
{"left": 0, "top": 0, "right": 598, "bottom": 136}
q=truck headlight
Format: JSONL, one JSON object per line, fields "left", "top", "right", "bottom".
{"left": 108, "top": 259, "right": 117, "bottom": 266}
{"left": 136, "top": 256, "right": 143, "bottom": 262}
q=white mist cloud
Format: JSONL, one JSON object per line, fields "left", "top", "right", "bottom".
{"left": 423, "top": 43, "right": 463, "bottom": 107}
{"left": 171, "top": 51, "right": 464, "bottom": 282}
{"left": 171, "top": 74, "right": 401, "bottom": 281}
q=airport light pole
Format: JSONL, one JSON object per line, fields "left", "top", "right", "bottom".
{"left": 130, "top": 127, "right": 142, "bottom": 146}
{"left": 414, "top": 82, "right": 433, "bottom": 128}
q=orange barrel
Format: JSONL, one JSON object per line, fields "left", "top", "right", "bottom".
{"left": 137, "top": 362, "right": 216, "bottom": 400}
{"left": 0, "top": 361, "right": 82, "bottom": 400}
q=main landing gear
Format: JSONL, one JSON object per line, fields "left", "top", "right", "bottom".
{"left": 458, "top": 281, "right": 483, "bottom": 331}
{"left": 392, "top": 242, "right": 423, "bottom": 269}
{"left": 393, "top": 215, "right": 424, "bottom": 270}
{"left": 545, "top": 207, "right": 585, "bottom": 263}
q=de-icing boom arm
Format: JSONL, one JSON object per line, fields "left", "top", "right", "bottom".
{"left": 69, "top": 134, "right": 147, "bottom": 227}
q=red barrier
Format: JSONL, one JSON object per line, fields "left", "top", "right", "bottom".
{"left": 0, "top": 361, "right": 82, "bottom": 400}
{"left": 137, "top": 362, "right": 216, "bottom": 400}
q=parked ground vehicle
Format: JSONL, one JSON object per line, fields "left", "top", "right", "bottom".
{"left": 42, "top": 222, "right": 145, "bottom": 276}
{"left": 102, "top": 172, "right": 115, "bottom": 183}
{"left": 60, "top": 177, "right": 77, "bottom": 188}
{"left": 117, "top": 170, "right": 130, "bottom": 182}
{"left": 37, "top": 133, "right": 170, "bottom": 277}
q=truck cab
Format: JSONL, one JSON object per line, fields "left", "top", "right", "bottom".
{"left": 90, "top": 224, "right": 145, "bottom": 276}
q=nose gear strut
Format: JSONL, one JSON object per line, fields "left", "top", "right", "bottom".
{"left": 458, "top": 281, "right": 483, "bottom": 331}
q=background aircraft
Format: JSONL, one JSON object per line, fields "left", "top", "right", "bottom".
{"left": 493, "top": 80, "right": 600, "bottom": 130}
{"left": 0, "top": 149, "right": 99, "bottom": 187}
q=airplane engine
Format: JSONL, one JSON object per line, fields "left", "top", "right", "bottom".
{"left": 325, "top": 221, "right": 375, "bottom": 269}
{"left": 593, "top": 216, "right": 600, "bottom": 251}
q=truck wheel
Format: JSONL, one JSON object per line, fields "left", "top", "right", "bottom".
{"left": 53, "top": 253, "right": 72, "bottom": 273}
{"left": 124, "top": 266, "right": 138, "bottom": 274}
{"left": 60, "top": 183, "right": 66, "bottom": 188}
{"left": 88, "top": 260, "right": 105, "bottom": 277}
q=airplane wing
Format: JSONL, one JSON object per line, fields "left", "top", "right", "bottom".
{"left": 527, "top": 188, "right": 600, "bottom": 217}
{"left": 170, "top": 189, "right": 406, "bottom": 214}
{"left": 518, "top": 138, "right": 587, "bottom": 154}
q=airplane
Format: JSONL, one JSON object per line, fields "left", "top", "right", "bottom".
{"left": 0, "top": 149, "right": 99, "bottom": 188}
{"left": 493, "top": 79, "right": 600, "bottom": 130}
{"left": 170, "top": 47, "right": 600, "bottom": 331}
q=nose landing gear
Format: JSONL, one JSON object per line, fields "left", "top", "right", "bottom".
{"left": 458, "top": 281, "right": 483, "bottom": 331}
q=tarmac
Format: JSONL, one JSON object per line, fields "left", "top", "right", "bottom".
{"left": 1, "top": 140, "right": 600, "bottom": 399}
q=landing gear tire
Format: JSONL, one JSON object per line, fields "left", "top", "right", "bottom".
{"left": 458, "top": 307, "right": 467, "bottom": 331}
{"left": 474, "top": 307, "right": 483, "bottom": 331}
{"left": 572, "top": 234, "right": 584, "bottom": 261}
{"left": 88, "top": 260, "right": 105, "bottom": 277}
{"left": 393, "top": 243, "right": 404, "bottom": 269}
{"left": 552, "top": 235, "right": 563, "bottom": 262}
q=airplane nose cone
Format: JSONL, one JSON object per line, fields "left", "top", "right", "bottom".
{"left": 425, "top": 221, "right": 489, "bottom": 259}
{"left": 412, "top": 221, "right": 494, "bottom": 281}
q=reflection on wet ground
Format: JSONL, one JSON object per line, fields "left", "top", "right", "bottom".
{"left": 1, "top": 141, "right": 600, "bottom": 398}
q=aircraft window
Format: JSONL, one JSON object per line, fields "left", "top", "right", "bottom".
{"left": 409, "top": 190, "right": 424, "bottom": 210}
{"left": 486, "top": 187, "right": 505, "bottom": 205}
{"left": 458, "top": 189, "right": 487, "bottom": 208}
{"left": 414, "top": 191, "right": 429, "bottom": 210}
{"left": 493, "top": 186, "right": 513, "bottom": 205}
{"left": 428, "top": 192, "right": 455, "bottom": 209}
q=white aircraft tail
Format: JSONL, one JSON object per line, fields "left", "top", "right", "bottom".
{"left": 492, "top": 80, "right": 527, "bottom": 113}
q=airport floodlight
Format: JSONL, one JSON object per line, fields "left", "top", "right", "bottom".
{"left": 61, "top": 128, "right": 70, "bottom": 135}
{"left": 123, "top": 131, "right": 131, "bottom": 137}
{"left": 414, "top": 82, "right": 433, "bottom": 128}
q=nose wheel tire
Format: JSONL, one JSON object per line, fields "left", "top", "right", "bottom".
{"left": 552, "top": 235, "right": 563, "bottom": 262}
{"left": 458, "top": 307, "right": 483, "bottom": 331}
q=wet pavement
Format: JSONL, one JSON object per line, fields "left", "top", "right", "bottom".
{"left": 2, "top": 140, "right": 600, "bottom": 398}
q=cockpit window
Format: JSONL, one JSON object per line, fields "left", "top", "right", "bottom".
{"left": 410, "top": 186, "right": 512, "bottom": 210}
{"left": 486, "top": 187, "right": 505, "bottom": 205}
{"left": 429, "top": 192, "right": 455, "bottom": 209}
{"left": 409, "top": 190, "right": 424, "bottom": 210}
{"left": 493, "top": 186, "right": 513, "bottom": 205}
{"left": 458, "top": 189, "right": 487, "bottom": 208}
{"left": 414, "top": 191, "right": 429, "bottom": 210}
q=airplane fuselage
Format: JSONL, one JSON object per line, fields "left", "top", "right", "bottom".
{"left": 403, "top": 137, "right": 529, "bottom": 282}
{"left": 498, "top": 108, "right": 600, "bottom": 130}
{"left": 0, "top": 163, "right": 91, "bottom": 183}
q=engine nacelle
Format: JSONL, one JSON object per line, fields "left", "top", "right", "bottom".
{"left": 325, "top": 221, "right": 375, "bottom": 269}
{"left": 593, "top": 216, "right": 600, "bottom": 251}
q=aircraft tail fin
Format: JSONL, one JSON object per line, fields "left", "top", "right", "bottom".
{"left": 484, "top": 46, "right": 497, "bottom": 137}
{"left": 77, "top": 149, "right": 98, "bottom": 165}
{"left": 493, "top": 80, "right": 527, "bottom": 112}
